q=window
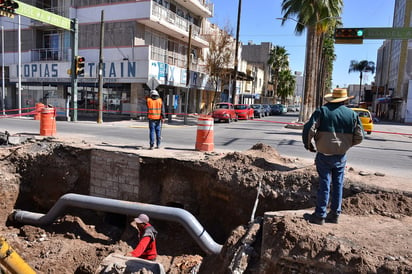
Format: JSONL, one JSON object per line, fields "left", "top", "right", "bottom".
{"left": 43, "top": 32, "right": 61, "bottom": 60}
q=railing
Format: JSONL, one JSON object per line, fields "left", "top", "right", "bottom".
{"left": 31, "top": 48, "right": 67, "bottom": 61}
{"left": 152, "top": 2, "right": 201, "bottom": 37}
{"left": 150, "top": 46, "right": 206, "bottom": 73}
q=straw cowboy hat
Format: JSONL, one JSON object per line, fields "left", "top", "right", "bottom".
{"left": 324, "top": 88, "right": 354, "bottom": 103}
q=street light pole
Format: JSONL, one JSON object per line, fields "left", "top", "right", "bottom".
{"left": 1, "top": 25, "right": 5, "bottom": 115}
{"left": 231, "top": 0, "right": 242, "bottom": 105}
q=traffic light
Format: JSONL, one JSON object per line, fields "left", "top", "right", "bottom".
{"left": 0, "top": 0, "right": 19, "bottom": 18}
{"left": 334, "top": 28, "right": 364, "bottom": 44}
{"left": 75, "top": 56, "right": 85, "bottom": 76}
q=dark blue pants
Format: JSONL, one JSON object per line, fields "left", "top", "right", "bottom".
{"left": 314, "top": 153, "right": 347, "bottom": 218}
{"left": 148, "top": 119, "right": 161, "bottom": 147}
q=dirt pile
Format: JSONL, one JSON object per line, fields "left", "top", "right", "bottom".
{"left": 0, "top": 140, "right": 411, "bottom": 273}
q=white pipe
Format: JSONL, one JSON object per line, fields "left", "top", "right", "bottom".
{"left": 13, "top": 193, "right": 222, "bottom": 255}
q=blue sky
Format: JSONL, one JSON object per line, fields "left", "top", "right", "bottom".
{"left": 210, "top": 0, "right": 395, "bottom": 89}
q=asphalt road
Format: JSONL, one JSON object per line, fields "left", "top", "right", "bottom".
{"left": 1, "top": 113, "right": 412, "bottom": 179}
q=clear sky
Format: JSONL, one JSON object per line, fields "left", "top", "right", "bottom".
{"left": 210, "top": 0, "right": 395, "bottom": 89}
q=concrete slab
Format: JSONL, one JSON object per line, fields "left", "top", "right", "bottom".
{"left": 95, "top": 253, "right": 165, "bottom": 274}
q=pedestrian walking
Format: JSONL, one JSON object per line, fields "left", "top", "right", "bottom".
{"left": 125, "top": 214, "right": 158, "bottom": 260}
{"left": 302, "top": 88, "right": 364, "bottom": 225}
{"left": 146, "top": 90, "right": 165, "bottom": 149}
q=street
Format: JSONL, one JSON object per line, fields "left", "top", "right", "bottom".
{"left": 1, "top": 113, "right": 412, "bottom": 179}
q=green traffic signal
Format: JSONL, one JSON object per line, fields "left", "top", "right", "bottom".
{"left": 357, "top": 29, "right": 364, "bottom": 37}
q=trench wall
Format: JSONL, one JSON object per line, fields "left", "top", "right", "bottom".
{"left": 89, "top": 150, "right": 140, "bottom": 201}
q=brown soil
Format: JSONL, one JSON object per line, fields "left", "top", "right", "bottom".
{"left": 0, "top": 140, "right": 411, "bottom": 273}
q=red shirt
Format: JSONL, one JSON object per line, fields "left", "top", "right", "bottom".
{"left": 130, "top": 224, "right": 157, "bottom": 260}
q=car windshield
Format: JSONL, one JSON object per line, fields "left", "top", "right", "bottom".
{"left": 251, "top": 105, "right": 260, "bottom": 109}
{"left": 356, "top": 111, "right": 371, "bottom": 118}
{"left": 235, "top": 105, "right": 247, "bottom": 110}
{"left": 216, "top": 104, "right": 229, "bottom": 109}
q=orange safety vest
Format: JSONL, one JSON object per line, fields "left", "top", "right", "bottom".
{"left": 147, "top": 97, "right": 163, "bottom": 120}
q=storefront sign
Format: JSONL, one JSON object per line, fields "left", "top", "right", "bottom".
{"left": 10, "top": 61, "right": 146, "bottom": 83}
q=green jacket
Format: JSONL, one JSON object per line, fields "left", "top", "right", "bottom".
{"left": 302, "top": 103, "right": 364, "bottom": 155}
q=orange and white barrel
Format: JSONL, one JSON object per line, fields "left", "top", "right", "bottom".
{"left": 40, "top": 107, "right": 56, "bottom": 136}
{"left": 195, "top": 115, "right": 214, "bottom": 152}
{"left": 34, "top": 102, "right": 45, "bottom": 120}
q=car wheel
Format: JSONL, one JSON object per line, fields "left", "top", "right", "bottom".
{"left": 367, "top": 131, "right": 372, "bottom": 135}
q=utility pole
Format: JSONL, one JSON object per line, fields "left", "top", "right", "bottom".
{"left": 184, "top": 24, "right": 192, "bottom": 125}
{"left": 97, "top": 10, "right": 104, "bottom": 123}
{"left": 70, "top": 19, "right": 79, "bottom": 122}
{"left": 1, "top": 25, "right": 5, "bottom": 115}
{"left": 231, "top": 0, "right": 242, "bottom": 104}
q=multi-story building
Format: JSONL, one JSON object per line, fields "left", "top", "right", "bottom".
{"left": 375, "top": 0, "right": 412, "bottom": 123}
{"left": 241, "top": 41, "right": 273, "bottom": 103}
{"left": 1, "top": 0, "right": 220, "bottom": 119}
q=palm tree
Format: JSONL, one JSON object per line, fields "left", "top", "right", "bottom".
{"left": 277, "top": 69, "right": 296, "bottom": 104}
{"left": 267, "top": 45, "right": 290, "bottom": 101}
{"left": 348, "top": 60, "right": 376, "bottom": 105}
{"left": 280, "top": 0, "right": 343, "bottom": 122}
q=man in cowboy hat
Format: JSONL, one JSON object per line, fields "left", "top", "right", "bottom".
{"left": 302, "top": 88, "right": 364, "bottom": 225}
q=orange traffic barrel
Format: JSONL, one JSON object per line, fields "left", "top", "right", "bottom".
{"left": 195, "top": 115, "right": 214, "bottom": 151}
{"left": 40, "top": 107, "right": 56, "bottom": 136}
{"left": 34, "top": 102, "right": 45, "bottom": 120}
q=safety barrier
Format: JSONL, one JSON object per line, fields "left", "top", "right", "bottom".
{"left": 34, "top": 102, "right": 45, "bottom": 120}
{"left": 40, "top": 107, "right": 56, "bottom": 136}
{"left": 195, "top": 115, "right": 214, "bottom": 151}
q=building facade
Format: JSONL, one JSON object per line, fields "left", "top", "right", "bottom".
{"left": 1, "top": 0, "right": 225, "bottom": 119}
{"left": 374, "top": 0, "right": 412, "bottom": 123}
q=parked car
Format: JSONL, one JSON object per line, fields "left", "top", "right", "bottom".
{"left": 262, "top": 104, "right": 271, "bottom": 116}
{"left": 280, "top": 104, "right": 287, "bottom": 113}
{"left": 351, "top": 107, "right": 374, "bottom": 134}
{"left": 269, "top": 104, "right": 283, "bottom": 115}
{"left": 250, "top": 104, "right": 265, "bottom": 118}
{"left": 234, "top": 104, "right": 254, "bottom": 120}
{"left": 210, "top": 102, "right": 238, "bottom": 123}
{"left": 287, "top": 105, "right": 296, "bottom": 112}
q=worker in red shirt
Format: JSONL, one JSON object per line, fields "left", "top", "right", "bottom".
{"left": 125, "top": 214, "right": 158, "bottom": 260}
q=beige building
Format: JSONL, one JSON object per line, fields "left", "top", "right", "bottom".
{"left": 1, "top": 0, "right": 219, "bottom": 119}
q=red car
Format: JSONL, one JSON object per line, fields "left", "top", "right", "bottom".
{"left": 210, "top": 102, "right": 238, "bottom": 123}
{"left": 234, "top": 104, "right": 254, "bottom": 120}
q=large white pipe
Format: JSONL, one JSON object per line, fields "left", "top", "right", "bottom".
{"left": 12, "top": 193, "right": 222, "bottom": 255}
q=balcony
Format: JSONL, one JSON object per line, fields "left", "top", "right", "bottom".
{"left": 138, "top": 2, "right": 209, "bottom": 48}
{"left": 174, "top": 0, "right": 214, "bottom": 18}
{"left": 150, "top": 46, "right": 207, "bottom": 74}
{"left": 31, "top": 48, "right": 68, "bottom": 62}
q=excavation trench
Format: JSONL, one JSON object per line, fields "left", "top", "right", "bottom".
{"left": 0, "top": 140, "right": 411, "bottom": 273}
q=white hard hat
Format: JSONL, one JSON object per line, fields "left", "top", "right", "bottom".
{"left": 150, "top": 90, "right": 159, "bottom": 96}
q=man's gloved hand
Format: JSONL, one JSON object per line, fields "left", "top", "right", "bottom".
{"left": 305, "top": 143, "right": 316, "bottom": 153}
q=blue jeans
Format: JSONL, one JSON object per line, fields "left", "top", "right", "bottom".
{"left": 148, "top": 119, "right": 162, "bottom": 147}
{"left": 314, "top": 153, "right": 347, "bottom": 218}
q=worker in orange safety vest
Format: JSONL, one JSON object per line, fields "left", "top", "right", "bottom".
{"left": 146, "top": 90, "right": 165, "bottom": 149}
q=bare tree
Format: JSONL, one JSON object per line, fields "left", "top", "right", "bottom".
{"left": 202, "top": 24, "right": 234, "bottom": 112}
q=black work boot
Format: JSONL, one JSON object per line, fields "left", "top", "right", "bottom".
{"left": 304, "top": 213, "right": 325, "bottom": 225}
{"left": 326, "top": 212, "right": 339, "bottom": 224}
